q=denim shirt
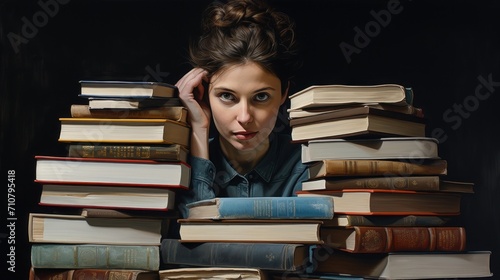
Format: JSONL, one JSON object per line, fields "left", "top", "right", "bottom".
{"left": 177, "top": 132, "right": 309, "bottom": 218}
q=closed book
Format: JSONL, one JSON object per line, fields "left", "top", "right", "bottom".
{"left": 290, "top": 111, "right": 425, "bottom": 141}
{"left": 307, "top": 159, "right": 447, "bottom": 178}
{"left": 312, "top": 248, "right": 492, "bottom": 279}
{"left": 302, "top": 176, "right": 473, "bottom": 193}
{"left": 324, "top": 214, "right": 451, "bottom": 227}
{"left": 321, "top": 226, "right": 466, "bottom": 253}
{"left": 58, "top": 118, "right": 190, "bottom": 147}
{"left": 70, "top": 104, "right": 188, "bottom": 122}
{"left": 288, "top": 84, "right": 413, "bottom": 110}
{"left": 186, "top": 197, "right": 334, "bottom": 220}
{"left": 88, "top": 97, "right": 181, "bottom": 109}
{"left": 178, "top": 219, "right": 323, "bottom": 243}
{"left": 160, "top": 239, "right": 308, "bottom": 271}
{"left": 296, "top": 189, "right": 462, "bottom": 215}
{"left": 80, "top": 80, "right": 177, "bottom": 98}
{"left": 39, "top": 184, "right": 176, "bottom": 211}
{"left": 288, "top": 103, "right": 423, "bottom": 119}
{"left": 31, "top": 244, "right": 159, "bottom": 270}
{"left": 301, "top": 137, "right": 439, "bottom": 163}
{"left": 29, "top": 267, "right": 159, "bottom": 280}
{"left": 28, "top": 213, "right": 163, "bottom": 245}
{"left": 35, "top": 156, "right": 190, "bottom": 188}
{"left": 159, "top": 267, "right": 265, "bottom": 280}
{"left": 68, "top": 143, "right": 188, "bottom": 162}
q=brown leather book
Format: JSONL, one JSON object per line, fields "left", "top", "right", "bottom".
{"left": 70, "top": 104, "right": 188, "bottom": 122}
{"left": 29, "top": 267, "right": 159, "bottom": 280}
{"left": 321, "top": 226, "right": 466, "bottom": 253}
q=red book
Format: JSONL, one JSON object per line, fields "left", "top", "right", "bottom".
{"left": 34, "top": 155, "right": 190, "bottom": 188}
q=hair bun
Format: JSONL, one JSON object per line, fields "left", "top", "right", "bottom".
{"left": 203, "top": 0, "right": 273, "bottom": 31}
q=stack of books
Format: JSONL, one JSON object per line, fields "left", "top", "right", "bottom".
{"left": 29, "top": 80, "right": 192, "bottom": 280}
{"left": 159, "top": 196, "right": 337, "bottom": 279}
{"left": 284, "top": 84, "right": 492, "bottom": 279}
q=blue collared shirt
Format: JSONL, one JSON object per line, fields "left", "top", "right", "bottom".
{"left": 177, "top": 132, "right": 309, "bottom": 218}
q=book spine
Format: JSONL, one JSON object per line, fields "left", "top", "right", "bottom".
{"left": 322, "top": 160, "right": 447, "bottom": 177}
{"left": 326, "top": 176, "right": 440, "bottom": 191}
{"left": 217, "top": 197, "right": 334, "bottom": 219}
{"left": 351, "top": 226, "right": 466, "bottom": 253}
{"left": 30, "top": 244, "right": 160, "bottom": 270}
{"left": 345, "top": 215, "right": 450, "bottom": 226}
{"left": 161, "top": 239, "right": 305, "bottom": 271}
{"left": 68, "top": 144, "right": 182, "bottom": 160}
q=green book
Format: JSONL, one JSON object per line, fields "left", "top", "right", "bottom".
{"left": 30, "top": 244, "right": 159, "bottom": 270}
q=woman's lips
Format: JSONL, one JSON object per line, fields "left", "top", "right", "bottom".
{"left": 234, "top": 131, "right": 258, "bottom": 140}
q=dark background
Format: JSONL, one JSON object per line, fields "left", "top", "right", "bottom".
{"left": 1, "top": 0, "right": 499, "bottom": 279}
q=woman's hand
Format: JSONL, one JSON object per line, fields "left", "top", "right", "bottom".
{"left": 176, "top": 68, "right": 211, "bottom": 159}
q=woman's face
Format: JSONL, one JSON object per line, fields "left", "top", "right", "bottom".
{"left": 208, "top": 62, "right": 286, "bottom": 153}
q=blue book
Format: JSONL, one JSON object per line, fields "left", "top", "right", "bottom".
{"left": 186, "top": 197, "right": 334, "bottom": 219}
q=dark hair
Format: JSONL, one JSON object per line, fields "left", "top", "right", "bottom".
{"left": 189, "top": 0, "right": 301, "bottom": 91}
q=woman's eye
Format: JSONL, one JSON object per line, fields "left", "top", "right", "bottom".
{"left": 220, "top": 92, "right": 235, "bottom": 101}
{"left": 254, "top": 92, "right": 270, "bottom": 102}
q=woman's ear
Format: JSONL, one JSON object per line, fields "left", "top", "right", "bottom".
{"left": 280, "top": 81, "right": 290, "bottom": 105}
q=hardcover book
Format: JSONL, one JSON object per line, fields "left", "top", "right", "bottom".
{"left": 70, "top": 104, "right": 188, "bottom": 122}
{"left": 288, "top": 84, "right": 413, "bottom": 110}
{"left": 88, "top": 97, "right": 181, "bottom": 109}
{"left": 302, "top": 176, "right": 474, "bottom": 193}
{"left": 68, "top": 143, "right": 188, "bottom": 162}
{"left": 307, "top": 159, "right": 447, "bottom": 178}
{"left": 296, "top": 189, "right": 462, "bottom": 215}
{"left": 320, "top": 226, "right": 467, "bottom": 253}
{"left": 58, "top": 118, "right": 191, "bottom": 147}
{"left": 160, "top": 239, "right": 308, "bottom": 271}
{"left": 323, "top": 214, "right": 451, "bottom": 227}
{"left": 186, "top": 197, "right": 334, "bottom": 220}
{"left": 28, "top": 213, "right": 163, "bottom": 245}
{"left": 31, "top": 244, "right": 160, "bottom": 270}
{"left": 288, "top": 103, "right": 423, "bottom": 119}
{"left": 301, "top": 137, "right": 439, "bottom": 163}
{"left": 159, "top": 267, "right": 266, "bottom": 280}
{"left": 38, "top": 184, "right": 176, "bottom": 211}
{"left": 35, "top": 156, "right": 190, "bottom": 188}
{"left": 29, "top": 267, "right": 159, "bottom": 280}
{"left": 312, "top": 248, "right": 492, "bottom": 279}
{"left": 178, "top": 219, "right": 323, "bottom": 243}
{"left": 80, "top": 80, "right": 177, "bottom": 98}
{"left": 290, "top": 110, "right": 425, "bottom": 141}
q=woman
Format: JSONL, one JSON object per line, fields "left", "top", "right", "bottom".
{"left": 176, "top": 0, "right": 307, "bottom": 217}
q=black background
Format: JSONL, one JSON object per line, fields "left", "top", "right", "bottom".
{"left": 1, "top": 0, "right": 499, "bottom": 279}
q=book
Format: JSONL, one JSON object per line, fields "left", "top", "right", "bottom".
{"left": 323, "top": 214, "right": 451, "bottom": 227}
{"left": 290, "top": 111, "right": 426, "bottom": 141}
{"left": 302, "top": 176, "right": 474, "bottom": 193}
{"left": 88, "top": 97, "right": 181, "bottom": 109}
{"left": 288, "top": 103, "right": 423, "bottom": 119}
{"left": 312, "top": 248, "right": 492, "bottom": 279}
{"left": 70, "top": 104, "right": 188, "bottom": 122}
{"left": 28, "top": 213, "right": 163, "bottom": 245}
{"left": 160, "top": 239, "right": 309, "bottom": 271}
{"left": 159, "top": 267, "right": 266, "bottom": 280}
{"left": 288, "top": 105, "right": 424, "bottom": 126}
{"left": 307, "top": 159, "right": 447, "bottom": 178}
{"left": 29, "top": 267, "right": 159, "bottom": 280}
{"left": 68, "top": 143, "right": 188, "bottom": 162}
{"left": 301, "top": 137, "right": 439, "bottom": 163}
{"left": 320, "top": 226, "right": 466, "bottom": 253}
{"left": 58, "top": 118, "right": 190, "bottom": 147}
{"left": 35, "top": 156, "right": 190, "bottom": 188}
{"left": 186, "top": 197, "right": 334, "bottom": 220}
{"left": 30, "top": 244, "right": 159, "bottom": 270}
{"left": 80, "top": 208, "right": 179, "bottom": 219}
{"left": 178, "top": 219, "right": 323, "bottom": 243}
{"left": 79, "top": 80, "right": 177, "bottom": 98}
{"left": 296, "top": 189, "right": 462, "bottom": 215}
{"left": 38, "top": 184, "right": 176, "bottom": 211}
{"left": 288, "top": 84, "right": 413, "bottom": 110}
